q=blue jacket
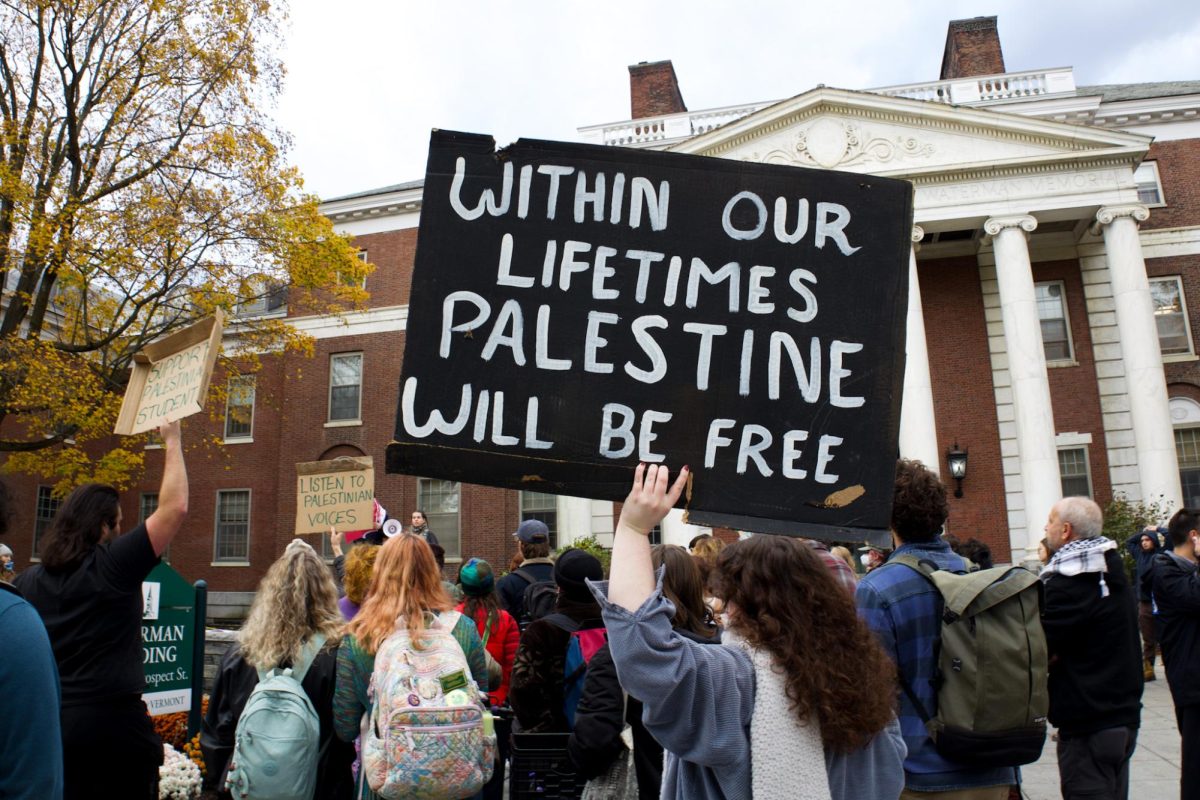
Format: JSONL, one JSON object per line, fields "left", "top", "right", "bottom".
{"left": 856, "top": 539, "right": 1016, "bottom": 791}
{"left": 0, "top": 583, "right": 64, "bottom": 799}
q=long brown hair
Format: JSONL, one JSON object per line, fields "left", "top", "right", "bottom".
{"left": 651, "top": 544, "right": 715, "bottom": 638}
{"left": 712, "top": 536, "right": 896, "bottom": 752}
{"left": 347, "top": 534, "right": 452, "bottom": 654}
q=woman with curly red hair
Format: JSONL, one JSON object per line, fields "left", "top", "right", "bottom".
{"left": 594, "top": 464, "right": 905, "bottom": 800}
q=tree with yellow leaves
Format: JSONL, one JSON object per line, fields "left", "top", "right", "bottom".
{"left": 0, "top": 0, "right": 369, "bottom": 491}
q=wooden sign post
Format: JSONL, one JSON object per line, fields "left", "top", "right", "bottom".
{"left": 388, "top": 130, "right": 913, "bottom": 542}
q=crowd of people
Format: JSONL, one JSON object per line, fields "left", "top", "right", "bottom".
{"left": 1, "top": 421, "right": 1199, "bottom": 800}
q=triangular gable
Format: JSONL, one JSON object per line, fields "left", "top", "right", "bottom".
{"left": 668, "top": 87, "right": 1151, "bottom": 178}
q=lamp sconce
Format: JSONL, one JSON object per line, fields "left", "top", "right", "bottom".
{"left": 947, "top": 442, "right": 968, "bottom": 498}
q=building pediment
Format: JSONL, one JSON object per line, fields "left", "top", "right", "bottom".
{"left": 669, "top": 88, "right": 1151, "bottom": 180}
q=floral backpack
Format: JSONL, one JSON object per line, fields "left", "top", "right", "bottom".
{"left": 361, "top": 610, "right": 496, "bottom": 800}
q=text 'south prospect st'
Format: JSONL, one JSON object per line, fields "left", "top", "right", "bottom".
{"left": 387, "top": 130, "right": 913, "bottom": 542}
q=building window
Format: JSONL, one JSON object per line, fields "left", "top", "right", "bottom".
{"left": 139, "top": 493, "right": 159, "bottom": 524}
{"left": 1035, "top": 281, "right": 1073, "bottom": 362}
{"left": 237, "top": 280, "right": 287, "bottom": 317}
{"left": 329, "top": 353, "right": 363, "bottom": 422}
{"left": 648, "top": 525, "right": 662, "bottom": 546}
{"left": 224, "top": 376, "right": 255, "bottom": 440}
{"left": 1134, "top": 162, "right": 1165, "bottom": 206}
{"left": 1150, "top": 276, "right": 1193, "bottom": 357}
{"left": 1178, "top": 428, "right": 1200, "bottom": 508}
{"left": 520, "top": 491, "right": 559, "bottom": 549}
{"left": 214, "top": 489, "right": 251, "bottom": 562}
{"left": 339, "top": 250, "right": 369, "bottom": 289}
{"left": 32, "top": 486, "right": 62, "bottom": 558}
{"left": 418, "top": 478, "right": 461, "bottom": 559}
{"left": 1058, "top": 447, "right": 1093, "bottom": 498}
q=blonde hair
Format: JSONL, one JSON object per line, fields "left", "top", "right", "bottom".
{"left": 830, "top": 545, "right": 855, "bottom": 572}
{"left": 348, "top": 534, "right": 452, "bottom": 655}
{"left": 692, "top": 535, "right": 726, "bottom": 562}
{"left": 239, "top": 540, "right": 344, "bottom": 670}
{"left": 343, "top": 543, "right": 381, "bottom": 606}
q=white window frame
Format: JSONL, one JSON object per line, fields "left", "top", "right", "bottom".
{"left": 213, "top": 489, "right": 252, "bottom": 564}
{"left": 1149, "top": 275, "right": 1195, "bottom": 359}
{"left": 223, "top": 375, "right": 256, "bottom": 442}
{"left": 1057, "top": 446, "right": 1093, "bottom": 499}
{"left": 327, "top": 352, "right": 363, "bottom": 424}
{"left": 418, "top": 478, "right": 461, "bottom": 559}
{"left": 520, "top": 491, "right": 559, "bottom": 550}
{"left": 1134, "top": 162, "right": 1166, "bottom": 207}
{"left": 1035, "top": 280, "right": 1075, "bottom": 365}
{"left": 339, "top": 250, "right": 369, "bottom": 290}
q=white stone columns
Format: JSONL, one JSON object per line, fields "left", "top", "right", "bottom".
{"left": 1097, "top": 204, "right": 1184, "bottom": 510}
{"left": 900, "top": 226, "right": 941, "bottom": 474}
{"left": 985, "top": 215, "right": 1061, "bottom": 549}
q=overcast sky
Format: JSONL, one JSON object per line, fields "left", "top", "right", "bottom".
{"left": 274, "top": 0, "right": 1200, "bottom": 201}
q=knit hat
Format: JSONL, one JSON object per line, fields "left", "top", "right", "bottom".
{"left": 554, "top": 549, "right": 604, "bottom": 602}
{"left": 513, "top": 519, "right": 550, "bottom": 544}
{"left": 459, "top": 558, "right": 495, "bottom": 597}
{"left": 0, "top": 544, "right": 11, "bottom": 558}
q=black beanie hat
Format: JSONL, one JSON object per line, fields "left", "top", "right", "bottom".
{"left": 553, "top": 549, "right": 604, "bottom": 601}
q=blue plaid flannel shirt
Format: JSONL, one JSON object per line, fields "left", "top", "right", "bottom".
{"left": 855, "top": 539, "right": 1017, "bottom": 791}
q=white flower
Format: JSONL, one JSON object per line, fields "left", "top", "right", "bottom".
{"left": 158, "top": 744, "right": 202, "bottom": 800}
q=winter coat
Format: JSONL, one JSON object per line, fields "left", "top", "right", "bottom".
{"left": 1150, "top": 550, "right": 1200, "bottom": 708}
{"left": 1042, "top": 547, "right": 1143, "bottom": 735}
{"left": 1126, "top": 529, "right": 1164, "bottom": 603}
{"left": 509, "top": 595, "right": 604, "bottom": 732}
{"left": 201, "top": 642, "right": 355, "bottom": 800}
{"left": 457, "top": 602, "right": 520, "bottom": 706}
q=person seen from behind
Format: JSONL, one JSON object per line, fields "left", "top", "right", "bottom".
{"left": 495, "top": 519, "right": 555, "bottom": 623}
{"left": 509, "top": 547, "right": 606, "bottom": 732}
{"left": 16, "top": 420, "right": 187, "bottom": 800}
{"left": 0, "top": 479, "right": 64, "bottom": 799}
{"left": 1041, "top": 497, "right": 1143, "bottom": 800}
{"left": 201, "top": 539, "right": 354, "bottom": 799}
{"left": 856, "top": 459, "right": 1016, "bottom": 797}
{"left": 1125, "top": 525, "right": 1165, "bottom": 681}
{"left": 1147, "top": 508, "right": 1200, "bottom": 800}
{"left": 456, "top": 557, "right": 519, "bottom": 800}
{"left": 598, "top": 464, "right": 903, "bottom": 800}
{"left": 338, "top": 542, "right": 379, "bottom": 621}
{"left": 333, "top": 534, "right": 489, "bottom": 800}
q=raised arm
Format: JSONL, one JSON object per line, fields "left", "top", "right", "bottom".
{"left": 609, "top": 463, "right": 689, "bottom": 613}
{"left": 145, "top": 420, "right": 188, "bottom": 556}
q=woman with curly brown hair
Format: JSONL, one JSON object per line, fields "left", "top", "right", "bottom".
{"left": 338, "top": 543, "right": 379, "bottom": 620}
{"left": 593, "top": 464, "right": 905, "bottom": 800}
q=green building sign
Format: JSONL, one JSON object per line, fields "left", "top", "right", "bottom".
{"left": 141, "top": 562, "right": 196, "bottom": 716}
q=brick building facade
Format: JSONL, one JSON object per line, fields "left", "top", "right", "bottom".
{"left": 2, "top": 16, "right": 1198, "bottom": 606}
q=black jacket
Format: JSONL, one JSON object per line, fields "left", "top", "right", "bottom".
{"left": 567, "top": 626, "right": 720, "bottom": 800}
{"left": 1042, "top": 548, "right": 1144, "bottom": 736}
{"left": 200, "top": 642, "right": 355, "bottom": 800}
{"left": 496, "top": 559, "right": 555, "bottom": 621}
{"left": 509, "top": 595, "right": 603, "bottom": 733}
{"left": 1150, "top": 551, "right": 1200, "bottom": 708}
{"left": 1126, "top": 529, "right": 1164, "bottom": 603}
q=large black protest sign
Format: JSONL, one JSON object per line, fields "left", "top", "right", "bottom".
{"left": 388, "top": 129, "right": 913, "bottom": 541}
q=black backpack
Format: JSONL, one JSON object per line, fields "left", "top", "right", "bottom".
{"left": 514, "top": 568, "right": 557, "bottom": 630}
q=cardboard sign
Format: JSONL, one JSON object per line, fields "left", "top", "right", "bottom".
{"left": 141, "top": 563, "right": 196, "bottom": 716}
{"left": 114, "top": 311, "right": 224, "bottom": 435}
{"left": 295, "top": 456, "right": 375, "bottom": 535}
{"left": 387, "top": 130, "right": 913, "bottom": 542}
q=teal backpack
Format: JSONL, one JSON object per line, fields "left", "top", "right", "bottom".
{"left": 225, "top": 634, "right": 326, "bottom": 800}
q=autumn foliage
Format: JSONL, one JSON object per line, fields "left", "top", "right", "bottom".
{"left": 0, "top": 0, "right": 371, "bottom": 493}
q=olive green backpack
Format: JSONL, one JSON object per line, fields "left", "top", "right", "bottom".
{"left": 892, "top": 556, "right": 1049, "bottom": 768}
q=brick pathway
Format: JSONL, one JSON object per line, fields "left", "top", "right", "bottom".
{"left": 1020, "top": 663, "right": 1181, "bottom": 799}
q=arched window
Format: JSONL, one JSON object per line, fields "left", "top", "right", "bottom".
{"left": 1170, "top": 397, "right": 1200, "bottom": 507}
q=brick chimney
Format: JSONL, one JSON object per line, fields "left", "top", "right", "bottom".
{"left": 629, "top": 60, "right": 687, "bottom": 119}
{"left": 940, "top": 16, "right": 1006, "bottom": 79}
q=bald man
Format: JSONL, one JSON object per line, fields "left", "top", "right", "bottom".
{"left": 1041, "top": 497, "right": 1143, "bottom": 800}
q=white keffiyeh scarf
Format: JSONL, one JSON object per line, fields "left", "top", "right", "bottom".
{"left": 1041, "top": 537, "right": 1117, "bottom": 596}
